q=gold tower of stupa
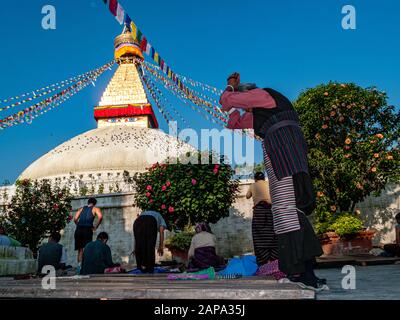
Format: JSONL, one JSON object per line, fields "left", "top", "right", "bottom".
{"left": 94, "top": 28, "right": 158, "bottom": 128}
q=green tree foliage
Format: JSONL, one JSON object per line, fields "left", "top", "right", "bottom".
{"left": 133, "top": 152, "right": 240, "bottom": 230}
{"left": 294, "top": 82, "right": 400, "bottom": 232}
{"left": 1, "top": 179, "right": 73, "bottom": 253}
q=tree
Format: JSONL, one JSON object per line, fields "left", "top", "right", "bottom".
{"left": 133, "top": 152, "right": 240, "bottom": 230}
{"left": 294, "top": 82, "right": 400, "bottom": 231}
{"left": 1, "top": 179, "right": 73, "bottom": 254}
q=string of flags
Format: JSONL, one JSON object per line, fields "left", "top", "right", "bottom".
{"left": 0, "top": 67, "right": 111, "bottom": 110}
{"left": 141, "top": 72, "right": 178, "bottom": 136}
{"left": 142, "top": 62, "right": 228, "bottom": 124}
{"left": 0, "top": 61, "right": 115, "bottom": 130}
{"left": 144, "top": 62, "right": 225, "bottom": 118}
{"left": 150, "top": 71, "right": 224, "bottom": 127}
{"left": 143, "top": 70, "right": 192, "bottom": 130}
{"left": 101, "top": 0, "right": 229, "bottom": 122}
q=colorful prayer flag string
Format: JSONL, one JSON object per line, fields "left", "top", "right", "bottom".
{"left": 0, "top": 61, "right": 115, "bottom": 130}
{"left": 0, "top": 65, "right": 113, "bottom": 109}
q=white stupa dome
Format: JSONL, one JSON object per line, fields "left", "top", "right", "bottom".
{"left": 19, "top": 126, "right": 194, "bottom": 181}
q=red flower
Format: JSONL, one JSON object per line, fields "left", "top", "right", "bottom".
{"left": 191, "top": 179, "right": 197, "bottom": 185}
{"left": 149, "top": 199, "right": 154, "bottom": 203}
{"left": 168, "top": 206, "right": 174, "bottom": 213}
{"left": 214, "top": 164, "right": 220, "bottom": 169}
{"left": 162, "top": 185, "right": 167, "bottom": 191}
{"left": 146, "top": 192, "right": 151, "bottom": 197}
{"left": 213, "top": 168, "right": 218, "bottom": 174}
{"left": 53, "top": 204, "right": 59, "bottom": 210}
{"left": 166, "top": 181, "right": 171, "bottom": 187}
{"left": 146, "top": 185, "right": 152, "bottom": 191}
{"left": 67, "top": 215, "right": 73, "bottom": 222}
{"left": 161, "top": 204, "right": 166, "bottom": 210}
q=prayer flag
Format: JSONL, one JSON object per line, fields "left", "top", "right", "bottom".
{"left": 137, "top": 29, "right": 143, "bottom": 43}
{"left": 124, "top": 14, "right": 132, "bottom": 30}
{"left": 154, "top": 52, "right": 159, "bottom": 63}
{"left": 150, "top": 47, "right": 155, "bottom": 59}
{"left": 116, "top": 3, "right": 125, "bottom": 24}
{"left": 160, "top": 59, "right": 165, "bottom": 70}
{"left": 145, "top": 43, "right": 151, "bottom": 55}
{"left": 130, "top": 21, "right": 137, "bottom": 40}
{"left": 140, "top": 37, "right": 147, "bottom": 52}
{"left": 109, "top": 0, "right": 117, "bottom": 16}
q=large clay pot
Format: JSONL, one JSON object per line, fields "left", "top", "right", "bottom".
{"left": 318, "top": 230, "right": 375, "bottom": 256}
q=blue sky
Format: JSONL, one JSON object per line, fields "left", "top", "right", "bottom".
{"left": 0, "top": 0, "right": 399, "bottom": 183}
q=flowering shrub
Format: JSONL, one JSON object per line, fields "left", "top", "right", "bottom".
{"left": 294, "top": 82, "right": 400, "bottom": 233}
{"left": 1, "top": 179, "right": 72, "bottom": 254}
{"left": 133, "top": 152, "right": 240, "bottom": 230}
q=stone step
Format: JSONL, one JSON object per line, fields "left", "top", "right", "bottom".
{"left": 0, "top": 275, "right": 315, "bottom": 300}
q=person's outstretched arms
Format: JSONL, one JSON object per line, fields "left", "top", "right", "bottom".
{"left": 219, "top": 72, "right": 276, "bottom": 112}
{"left": 226, "top": 110, "right": 253, "bottom": 129}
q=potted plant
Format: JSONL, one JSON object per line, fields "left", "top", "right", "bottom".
{"left": 317, "top": 212, "right": 375, "bottom": 255}
{"left": 164, "top": 228, "right": 195, "bottom": 262}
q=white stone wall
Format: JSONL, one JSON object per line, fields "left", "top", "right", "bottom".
{"left": 358, "top": 184, "right": 400, "bottom": 245}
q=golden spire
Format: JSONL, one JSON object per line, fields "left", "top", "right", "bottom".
{"left": 114, "top": 28, "right": 144, "bottom": 61}
{"left": 93, "top": 29, "right": 158, "bottom": 129}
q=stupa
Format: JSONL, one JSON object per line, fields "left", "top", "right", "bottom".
{"left": 19, "top": 29, "right": 194, "bottom": 192}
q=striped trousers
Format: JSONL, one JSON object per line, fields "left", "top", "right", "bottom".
{"left": 252, "top": 202, "right": 278, "bottom": 266}
{"left": 262, "top": 143, "right": 300, "bottom": 234}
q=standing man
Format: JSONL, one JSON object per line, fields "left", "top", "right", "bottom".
{"left": 74, "top": 197, "right": 103, "bottom": 266}
{"left": 133, "top": 210, "right": 167, "bottom": 273}
{"left": 220, "top": 73, "right": 325, "bottom": 290}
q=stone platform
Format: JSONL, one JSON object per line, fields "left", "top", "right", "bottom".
{"left": 0, "top": 274, "right": 315, "bottom": 300}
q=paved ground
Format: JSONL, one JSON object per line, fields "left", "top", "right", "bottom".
{"left": 315, "top": 264, "right": 400, "bottom": 300}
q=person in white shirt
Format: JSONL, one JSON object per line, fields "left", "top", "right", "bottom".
{"left": 188, "top": 223, "right": 225, "bottom": 270}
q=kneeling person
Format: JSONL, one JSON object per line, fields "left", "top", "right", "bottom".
{"left": 38, "top": 232, "right": 68, "bottom": 274}
{"left": 188, "top": 223, "right": 225, "bottom": 270}
{"left": 81, "top": 232, "right": 119, "bottom": 275}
